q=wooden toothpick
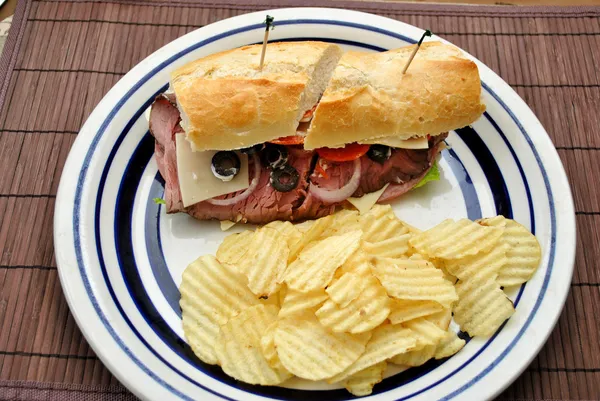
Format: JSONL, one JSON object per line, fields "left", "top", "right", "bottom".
{"left": 402, "top": 30, "right": 432, "bottom": 74}
{"left": 259, "top": 15, "right": 275, "bottom": 70}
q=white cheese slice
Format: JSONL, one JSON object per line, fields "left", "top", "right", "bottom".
{"left": 360, "top": 136, "right": 429, "bottom": 149}
{"left": 175, "top": 134, "right": 249, "bottom": 207}
{"left": 347, "top": 183, "right": 390, "bottom": 215}
{"left": 220, "top": 220, "right": 237, "bottom": 231}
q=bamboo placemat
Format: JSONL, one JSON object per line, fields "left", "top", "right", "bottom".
{"left": 0, "top": 1, "right": 598, "bottom": 400}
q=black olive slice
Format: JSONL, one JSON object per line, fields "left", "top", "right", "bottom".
{"left": 261, "top": 144, "right": 289, "bottom": 169}
{"left": 367, "top": 145, "right": 392, "bottom": 164}
{"left": 240, "top": 143, "right": 264, "bottom": 154}
{"left": 211, "top": 151, "right": 241, "bottom": 182}
{"left": 270, "top": 165, "right": 299, "bottom": 192}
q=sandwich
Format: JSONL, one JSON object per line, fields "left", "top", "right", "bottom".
{"left": 149, "top": 41, "right": 485, "bottom": 224}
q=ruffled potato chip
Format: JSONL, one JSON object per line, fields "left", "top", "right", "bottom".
{"left": 402, "top": 317, "right": 446, "bottom": 346}
{"left": 321, "top": 209, "right": 361, "bottom": 238}
{"left": 316, "top": 275, "right": 390, "bottom": 334}
{"left": 275, "top": 313, "right": 371, "bottom": 381}
{"left": 288, "top": 215, "right": 334, "bottom": 262}
{"left": 326, "top": 272, "right": 368, "bottom": 308}
{"left": 215, "top": 304, "right": 291, "bottom": 385}
{"left": 442, "top": 242, "right": 509, "bottom": 282}
{"left": 410, "top": 219, "right": 504, "bottom": 260}
{"left": 180, "top": 255, "right": 260, "bottom": 365}
{"left": 389, "top": 344, "right": 437, "bottom": 367}
{"left": 329, "top": 324, "right": 416, "bottom": 383}
{"left": 425, "top": 308, "right": 453, "bottom": 330}
{"left": 373, "top": 257, "right": 458, "bottom": 307}
{"left": 344, "top": 362, "right": 387, "bottom": 397}
{"left": 260, "top": 321, "right": 286, "bottom": 369}
{"left": 388, "top": 299, "right": 445, "bottom": 325}
{"left": 237, "top": 227, "right": 289, "bottom": 297}
{"left": 338, "top": 249, "right": 372, "bottom": 277}
{"left": 265, "top": 220, "right": 303, "bottom": 249}
{"left": 216, "top": 230, "right": 254, "bottom": 266}
{"left": 453, "top": 278, "right": 515, "bottom": 336}
{"left": 434, "top": 330, "right": 466, "bottom": 359}
{"left": 479, "top": 216, "right": 542, "bottom": 286}
{"left": 362, "top": 233, "right": 411, "bottom": 259}
{"left": 360, "top": 205, "right": 410, "bottom": 243}
{"left": 279, "top": 288, "right": 328, "bottom": 318}
{"left": 284, "top": 230, "right": 362, "bottom": 292}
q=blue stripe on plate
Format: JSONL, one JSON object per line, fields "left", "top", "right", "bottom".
{"left": 455, "top": 126, "right": 513, "bottom": 219}
{"left": 73, "top": 18, "right": 552, "bottom": 401}
{"left": 144, "top": 173, "right": 181, "bottom": 314}
{"left": 445, "top": 148, "right": 481, "bottom": 221}
{"left": 482, "top": 111, "right": 535, "bottom": 234}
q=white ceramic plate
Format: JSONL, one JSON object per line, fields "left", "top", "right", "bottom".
{"left": 54, "top": 8, "right": 576, "bottom": 401}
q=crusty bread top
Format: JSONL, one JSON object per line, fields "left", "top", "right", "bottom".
{"left": 304, "top": 42, "right": 486, "bottom": 149}
{"left": 170, "top": 41, "right": 343, "bottom": 151}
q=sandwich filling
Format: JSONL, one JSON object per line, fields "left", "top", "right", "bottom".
{"left": 150, "top": 95, "right": 445, "bottom": 224}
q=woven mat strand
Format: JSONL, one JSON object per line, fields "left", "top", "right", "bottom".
{"left": 0, "top": 0, "right": 599, "bottom": 400}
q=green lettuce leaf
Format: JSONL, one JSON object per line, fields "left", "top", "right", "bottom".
{"left": 414, "top": 162, "right": 440, "bottom": 189}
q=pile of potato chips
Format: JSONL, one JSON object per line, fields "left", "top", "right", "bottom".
{"left": 179, "top": 205, "right": 541, "bottom": 396}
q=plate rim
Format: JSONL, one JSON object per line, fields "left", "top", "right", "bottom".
{"left": 53, "top": 7, "right": 576, "bottom": 401}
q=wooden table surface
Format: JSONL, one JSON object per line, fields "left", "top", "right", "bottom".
{"left": 382, "top": 0, "right": 600, "bottom": 4}
{"left": 0, "top": 0, "right": 599, "bottom": 20}
{"left": 0, "top": 1, "right": 598, "bottom": 401}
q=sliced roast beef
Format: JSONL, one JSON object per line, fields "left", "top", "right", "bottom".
{"left": 378, "top": 142, "right": 444, "bottom": 203}
{"left": 149, "top": 98, "right": 184, "bottom": 212}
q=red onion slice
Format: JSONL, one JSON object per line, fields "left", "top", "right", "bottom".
{"left": 206, "top": 153, "right": 261, "bottom": 206}
{"left": 308, "top": 158, "right": 362, "bottom": 204}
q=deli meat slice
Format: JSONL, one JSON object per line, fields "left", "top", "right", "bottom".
{"left": 150, "top": 97, "right": 184, "bottom": 212}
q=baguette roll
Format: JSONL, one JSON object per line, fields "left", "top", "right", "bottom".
{"left": 304, "top": 42, "right": 486, "bottom": 149}
{"left": 170, "top": 41, "right": 343, "bottom": 151}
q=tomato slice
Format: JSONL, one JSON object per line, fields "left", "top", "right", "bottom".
{"left": 316, "top": 143, "right": 370, "bottom": 162}
{"left": 269, "top": 135, "right": 305, "bottom": 145}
